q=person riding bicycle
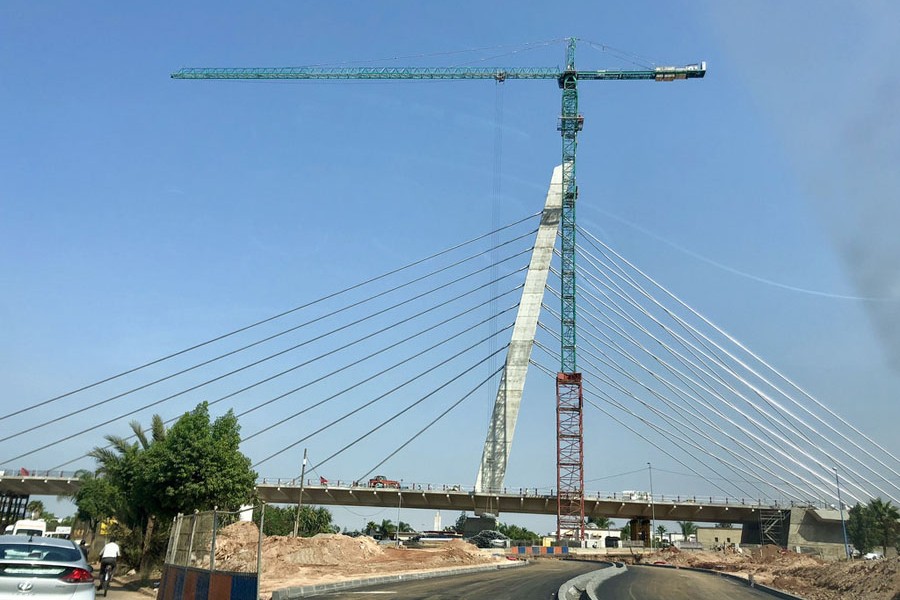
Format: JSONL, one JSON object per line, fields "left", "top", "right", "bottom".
{"left": 98, "top": 538, "right": 120, "bottom": 587}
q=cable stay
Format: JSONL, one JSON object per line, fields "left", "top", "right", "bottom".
{"left": 254, "top": 341, "right": 511, "bottom": 469}
{"left": 537, "top": 309, "right": 828, "bottom": 503}
{"left": 357, "top": 364, "right": 503, "bottom": 483}
{"left": 5, "top": 213, "right": 540, "bottom": 467}
{"left": 567, "top": 260, "right": 875, "bottom": 502}
{"left": 577, "top": 229, "right": 900, "bottom": 503}
{"left": 559, "top": 230, "right": 900, "bottom": 505}
{"left": 2, "top": 213, "right": 540, "bottom": 424}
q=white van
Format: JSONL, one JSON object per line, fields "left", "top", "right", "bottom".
{"left": 12, "top": 519, "right": 46, "bottom": 536}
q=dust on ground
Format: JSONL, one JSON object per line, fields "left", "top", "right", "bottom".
{"left": 160, "top": 523, "right": 898, "bottom": 600}
{"left": 627, "top": 545, "right": 899, "bottom": 600}
{"left": 213, "top": 522, "right": 510, "bottom": 597}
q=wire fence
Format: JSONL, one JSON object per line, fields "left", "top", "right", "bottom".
{"left": 164, "top": 507, "right": 262, "bottom": 573}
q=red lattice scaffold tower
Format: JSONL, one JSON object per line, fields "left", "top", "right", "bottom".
{"left": 556, "top": 372, "right": 584, "bottom": 540}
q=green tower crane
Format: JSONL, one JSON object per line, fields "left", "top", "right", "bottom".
{"left": 172, "top": 38, "right": 705, "bottom": 540}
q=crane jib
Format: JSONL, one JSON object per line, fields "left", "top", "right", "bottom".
{"left": 170, "top": 64, "right": 706, "bottom": 81}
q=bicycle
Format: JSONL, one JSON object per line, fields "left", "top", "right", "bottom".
{"left": 98, "top": 561, "right": 115, "bottom": 597}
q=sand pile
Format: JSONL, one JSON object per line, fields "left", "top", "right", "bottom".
{"left": 212, "top": 523, "right": 506, "bottom": 597}
{"left": 638, "top": 546, "right": 900, "bottom": 600}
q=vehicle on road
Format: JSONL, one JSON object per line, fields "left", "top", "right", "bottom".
{"left": 11, "top": 519, "right": 47, "bottom": 537}
{"left": 0, "top": 534, "right": 94, "bottom": 600}
{"left": 368, "top": 475, "right": 400, "bottom": 489}
{"left": 863, "top": 551, "right": 884, "bottom": 560}
{"left": 469, "top": 530, "right": 510, "bottom": 548}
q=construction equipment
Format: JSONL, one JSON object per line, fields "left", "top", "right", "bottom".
{"left": 172, "top": 38, "right": 705, "bottom": 541}
{"left": 368, "top": 475, "right": 400, "bottom": 489}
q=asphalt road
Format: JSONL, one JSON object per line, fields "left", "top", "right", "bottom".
{"left": 316, "top": 559, "right": 607, "bottom": 599}
{"left": 598, "top": 565, "right": 780, "bottom": 599}
{"left": 314, "top": 561, "right": 792, "bottom": 600}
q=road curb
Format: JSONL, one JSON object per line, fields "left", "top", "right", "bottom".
{"left": 270, "top": 559, "right": 526, "bottom": 599}
{"left": 554, "top": 560, "right": 627, "bottom": 600}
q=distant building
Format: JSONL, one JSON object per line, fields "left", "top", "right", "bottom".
{"left": 696, "top": 526, "right": 741, "bottom": 549}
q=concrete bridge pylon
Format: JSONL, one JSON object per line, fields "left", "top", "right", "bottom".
{"left": 475, "top": 165, "right": 562, "bottom": 503}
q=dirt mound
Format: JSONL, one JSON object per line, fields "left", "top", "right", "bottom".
{"left": 640, "top": 546, "right": 899, "bottom": 600}
{"left": 212, "top": 524, "right": 506, "bottom": 597}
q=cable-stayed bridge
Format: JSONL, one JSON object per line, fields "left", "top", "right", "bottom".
{"left": 1, "top": 167, "right": 898, "bottom": 553}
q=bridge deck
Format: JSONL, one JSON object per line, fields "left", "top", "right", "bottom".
{"left": 1, "top": 475, "right": 827, "bottom": 525}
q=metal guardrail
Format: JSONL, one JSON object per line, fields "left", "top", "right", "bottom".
{"left": 0, "top": 469, "right": 81, "bottom": 479}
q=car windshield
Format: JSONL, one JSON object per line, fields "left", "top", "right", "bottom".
{"left": 0, "top": 544, "right": 81, "bottom": 563}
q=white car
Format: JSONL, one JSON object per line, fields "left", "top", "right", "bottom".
{"left": 0, "top": 534, "right": 94, "bottom": 600}
{"left": 863, "top": 552, "right": 883, "bottom": 560}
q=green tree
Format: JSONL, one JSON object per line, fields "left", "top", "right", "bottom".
{"left": 255, "top": 505, "right": 294, "bottom": 536}
{"left": 398, "top": 521, "right": 414, "bottom": 533}
{"left": 89, "top": 417, "right": 165, "bottom": 572}
{"left": 678, "top": 521, "right": 698, "bottom": 540}
{"left": 72, "top": 470, "right": 120, "bottom": 543}
{"left": 365, "top": 521, "right": 379, "bottom": 536}
{"left": 656, "top": 524, "right": 668, "bottom": 541}
{"left": 621, "top": 523, "right": 631, "bottom": 540}
{"left": 847, "top": 502, "right": 876, "bottom": 554}
{"left": 587, "top": 516, "right": 612, "bottom": 529}
{"left": 140, "top": 404, "right": 256, "bottom": 519}
{"left": 26, "top": 500, "right": 45, "bottom": 519}
{"left": 454, "top": 512, "right": 467, "bottom": 534}
{"left": 868, "top": 498, "right": 900, "bottom": 556}
{"left": 497, "top": 522, "right": 540, "bottom": 544}
{"left": 378, "top": 519, "right": 397, "bottom": 539}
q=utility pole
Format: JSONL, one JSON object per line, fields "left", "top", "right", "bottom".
{"left": 292, "top": 449, "right": 308, "bottom": 537}
{"left": 648, "top": 462, "right": 656, "bottom": 550}
{"left": 834, "top": 467, "right": 851, "bottom": 559}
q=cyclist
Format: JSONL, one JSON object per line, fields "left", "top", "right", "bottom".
{"left": 98, "top": 538, "right": 120, "bottom": 589}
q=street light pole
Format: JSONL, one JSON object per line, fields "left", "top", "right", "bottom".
{"left": 292, "top": 449, "right": 308, "bottom": 538}
{"left": 397, "top": 483, "right": 403, "bottom": 547}
{"left": 834, "top": 467, "right": 851, "bottom": 559}
{"left": 648, "top": 462, "right": 656, "bottom": 550}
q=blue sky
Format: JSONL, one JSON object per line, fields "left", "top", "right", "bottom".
{"left": 2, "top": 2, "right": 898, "bottom": 534}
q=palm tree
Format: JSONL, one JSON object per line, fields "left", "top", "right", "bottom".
{"left": 378, "top": 519, "right": 397, "bottom": 539}
{"left": 868, "top": 498, "right": 900, "bottom": 556}
{"left": 88, "top": 416, "right": 167, "bottom": 573}
{"left": 296, "top": 506, "right": 335, "bottom": 536}
{"left": 656, "top": 524, "right": 668, "bottom": 542}
{"left": 588, "top": 516, "right": 612, "bottom": 529}
{"left": 26, "top": 500, "right": 44, "bottom": 519}
{"left": 678, "top": 521, "right": 698, "bottom": 540}
{"left": 365, "top": 521, "right": 379, "bottom": 536}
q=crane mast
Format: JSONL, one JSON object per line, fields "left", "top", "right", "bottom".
{"left": 173, "top": 38, "right": 705, "bottom": 541}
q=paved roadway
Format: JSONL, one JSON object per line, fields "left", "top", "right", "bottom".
{"left": 314, "top": 561, "right": 786, "bottom": 600}
{"left": 598, "top": 565, "right": 779, "bottom": 599}
{"left": 315, "top": 560, "right": 605, "bottom": 599}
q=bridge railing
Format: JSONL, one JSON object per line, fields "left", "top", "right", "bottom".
{"left": 255, "top": 478, "right": 828, "bottom": 509}
{"left": 0, "top": 469, "right": 82, "bottom": 479}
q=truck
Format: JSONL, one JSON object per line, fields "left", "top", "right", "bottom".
{"left": 368, "top": 475, "right": 400, "bottom": 489}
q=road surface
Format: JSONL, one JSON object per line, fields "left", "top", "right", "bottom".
{"left": 598, "top": 564, "right": 781, "bottom": 599}
{"left": 316, "top": 559, "right": 606, "bottom": 599}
